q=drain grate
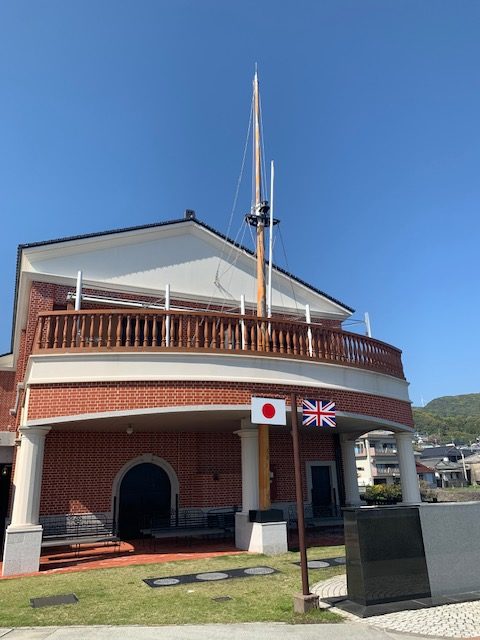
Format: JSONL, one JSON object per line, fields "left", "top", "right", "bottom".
{"left": 30, "top": 593, "right": 78, "bottom": 608}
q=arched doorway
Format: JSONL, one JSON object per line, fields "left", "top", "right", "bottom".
{"left": 118, "top": 462, "right": 172, "bottom": 539}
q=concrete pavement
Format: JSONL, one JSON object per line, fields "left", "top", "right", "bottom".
{"left": 0, "top": 625, "right": 447, "bottom": 640}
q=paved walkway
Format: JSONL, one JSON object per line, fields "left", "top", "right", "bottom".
{"left": 313, "top": 574, "right": 480, "bottom": 639}
{"left": 0, "top": 624, "right": 448, "bottom": 640}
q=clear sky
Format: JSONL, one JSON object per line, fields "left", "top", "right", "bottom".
{"left": 1, "top": 0, "right": 479, "bottom": 406}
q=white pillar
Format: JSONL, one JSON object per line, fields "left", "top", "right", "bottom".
{"left": 235, "top": 424, "right": 259, "bottom": 513}
{"left": 395, "top": 431, "right": 421, "bottom": 504}
{"left": 234, "top": 421, "right": 286, "bottom": 554}
{"left": 2, "top": 425, "right": 51, "bottom": 576}
{"left": 340, "top": 436, "right": 362, "bottom": 506}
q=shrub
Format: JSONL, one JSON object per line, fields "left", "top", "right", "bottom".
{"left": 419, "top": 480, "right": 438, "bottom": 502}
{"left": 364, "top": 483, "right": 402, "bottom": 504}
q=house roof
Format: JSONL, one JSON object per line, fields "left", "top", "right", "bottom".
{"left": 416, "top": 461, "right": 435, "bottom": 474}
{"left": 419, "top": 446, "right": 461, "bottom": 460}
{"left": 463, "top": 453, "right": 480, "bottom": 464}
{"left": 8, "top": 216, "right": 354, "bottom": 354}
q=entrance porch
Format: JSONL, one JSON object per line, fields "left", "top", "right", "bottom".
{"left": 2, "top": 404, "right": 418, "bottom": 576}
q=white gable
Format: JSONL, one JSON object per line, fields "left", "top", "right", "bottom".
{"left": 19, "top": 219, "right": 351, "bottom": 326}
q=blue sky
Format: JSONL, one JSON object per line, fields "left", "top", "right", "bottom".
{"left": 1, "top": 0, "right": 479, "bottom": 406}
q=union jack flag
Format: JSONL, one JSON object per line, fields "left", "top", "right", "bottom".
{"left": 302, "top": 399, "right": 336, "bottom": 428}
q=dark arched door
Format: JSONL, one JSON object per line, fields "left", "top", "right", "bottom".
{"left": 118, "top": 463, "right": 172, "bottom": 539}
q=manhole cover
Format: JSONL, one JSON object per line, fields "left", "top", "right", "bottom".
{"left": 152, "top": 578, "right": 180, "bottom": 586}
{"left": 244, "top": 567, "right": 275, "bottom": 575}
{"left": 307, "top": 560, "right": 330, "bottom": 568}
{"left": 196, "top": 572, "right": 229, "bottom": 581}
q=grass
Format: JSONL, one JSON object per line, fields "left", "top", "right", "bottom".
{"left": 0, "top": 546, "right": 345, "bottom": 627}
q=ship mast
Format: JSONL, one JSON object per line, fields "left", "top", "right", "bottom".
{"left": 254, "top": 71, "right": 267, "bottom": 320}
{"left": 246, "top": 70, "right": 270, "bottom": 319}
{"left": 246, "top": 70, "right": 277, "bottom": 511}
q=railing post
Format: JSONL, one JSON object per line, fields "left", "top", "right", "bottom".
{"left": 165, "top": 284, "right": 171, "bottom": 347}
{"left": 240, "top": 294, "right": 246, "bottom": 350}
{"left": 305, "top": 305, "right": 313, "bottom": 358}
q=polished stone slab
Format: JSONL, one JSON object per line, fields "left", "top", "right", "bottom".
{"left": 344, "top": 506, "right": 431, "bottom": 606}
{"left": 420, "top": 502, "right": 480, "bottom": 597}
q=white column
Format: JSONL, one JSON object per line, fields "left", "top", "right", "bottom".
{"left": 340, "top": 436, "right": 362, "bottom": 506}
{"left": 3, "top": 425, "right": 51, "bottom": 576}
{"left": 395, "top": 431, "right": 421, "bottom": 504}
{"left": 235, "top": 422, "right": 286, "bottom": 554}
{"left": 235, "top": 424, "right": 259, "bottom": 513}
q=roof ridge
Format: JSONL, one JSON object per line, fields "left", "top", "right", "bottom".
{"left": 17, "top": 216, "right": 354, "bottom": 313}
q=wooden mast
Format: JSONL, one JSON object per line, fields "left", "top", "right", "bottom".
{"left": 253, "top": 70, "right": 270, "bottom": 510}
{"left": 253, "top": 71, "right": 267, "bottom": 319}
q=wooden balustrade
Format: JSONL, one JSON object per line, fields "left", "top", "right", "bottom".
{"left": 32, "top": 309, "right": 405, "bottom": 379}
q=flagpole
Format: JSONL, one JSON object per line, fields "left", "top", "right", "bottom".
{"left": 290, "top": 393, "right": 310, "bottom": 597}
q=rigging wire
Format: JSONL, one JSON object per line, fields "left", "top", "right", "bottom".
{"left": 213, "top": 93, "right": 253, "bottom": 288}
{"left": 206, "top": 94, "right": 253, "bottom": 312}
{"left": 277, "top": 225, "right": 299, "bottom": 312}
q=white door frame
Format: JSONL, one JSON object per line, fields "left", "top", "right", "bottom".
{"left": 305, "top": 460, "right": 339, "bottom": 506}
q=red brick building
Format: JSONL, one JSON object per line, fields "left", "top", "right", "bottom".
{"left": 0, "top": 215, "right": 419, "bottom": 575}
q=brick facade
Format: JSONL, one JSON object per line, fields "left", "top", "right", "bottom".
{"left": 39, "top": 428, "right": 337, "bottom": 517}
{"left": 3, "top": 279, "right": 413, "bottom": 523}
{"left": 27, "top": 381, "right": 413, "bottom": 428}
{"left": 0, "top": 371, "right": 15, "bottom": 431}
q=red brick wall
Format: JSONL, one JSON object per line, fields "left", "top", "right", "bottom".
{"left": 270, "top": 431, "right": 337, "bottom": 501}
{"left": 0, "top": 371, "right": 15, "bottom": 431}
{"left": 28, "top": 381, "right": 414, "bottom": 428}
{"left": 40, "top": 431, "right": 243, "bottom": 515}
{"left": 39, "top": 428, "right": 338, "bottom": 517}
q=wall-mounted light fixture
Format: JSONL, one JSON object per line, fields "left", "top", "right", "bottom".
{"left": 126, "top": 425, "right": 134, "bottom": 436}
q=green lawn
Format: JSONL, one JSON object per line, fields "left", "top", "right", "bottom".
{"left": 0, "top": 546, "right": 345, "bottom": 627}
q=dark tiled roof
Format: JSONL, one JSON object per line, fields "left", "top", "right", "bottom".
{"left": 420, "top": 446, "right": 461, "bottom": 460}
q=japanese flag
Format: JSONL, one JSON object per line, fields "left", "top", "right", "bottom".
{"left": 251, "top": 397, "right": 287, "bottom": 425}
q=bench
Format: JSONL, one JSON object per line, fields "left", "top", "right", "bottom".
{"left": 144, "top": 508, "right": 237, "bottom": 547}
{"left": 40, "top": 514, "right": 120, "bottom": 554}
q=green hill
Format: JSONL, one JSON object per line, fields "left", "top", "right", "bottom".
{"left": 413, "top": 393, "right": 480, "bottom": 444}
{"left": 424, "top": 393, "right": 480, "bottom": 417}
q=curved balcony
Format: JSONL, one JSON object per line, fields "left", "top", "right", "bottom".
{"left": 32, "top": 309, "right": 405, "bottom": 379}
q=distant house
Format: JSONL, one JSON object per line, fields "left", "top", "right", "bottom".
{"left": 463, "top": 453, "right": 480, "bottom": 485}
{"left": 420, "top": 446, "right": 470, "bottom": 488}
{"left": 355, "top": 430, "right": 431, "bottom": 491}
{"left": 415, "top": 461, "right": 436, "bottom": 488}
